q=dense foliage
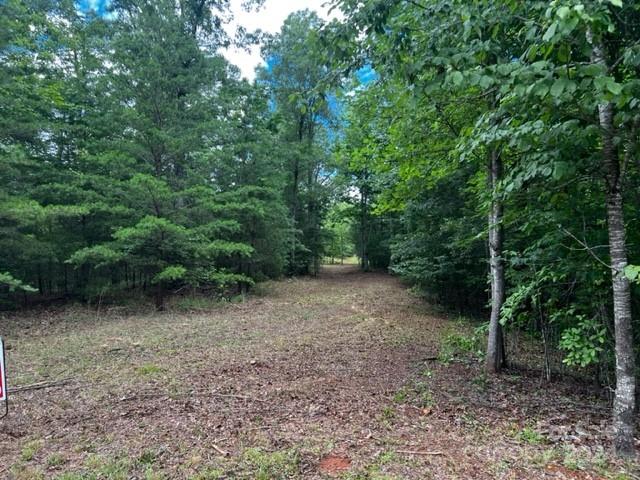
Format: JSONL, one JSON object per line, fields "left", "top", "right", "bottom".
{"left": 327, "top": 0, "right": 640, "bottom": 456}
{"left": 0, "top": 1, "right": 336, "bottom": 309}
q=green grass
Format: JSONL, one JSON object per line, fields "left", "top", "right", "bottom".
{"left": 46, "top": 452, "right": 66, "bottom": 467}
{"left": 83, "top": 454, "right": 132, "bottom": 480}
{"left": 190, "top": 468, "right": 225, "bottom": 480}
{"left": 515, "top": 426, "right": 546, "bottom": 445}
{"left": 20, "top": 439, "right": 44, "bottom": 462}
{"left": 439, "top": 330, "right": 483, "bottom": 363}
{"left": 392, "top": 388, "right": 408, "bottom": 403}
{"left": 240, "top": 447, "right": 300, "bottom": 480}
{"left": 135, "top": 363, "right": 166, "bottom": 376}
{"left": 380, "top": 405, "right": 396, "bottom": 421}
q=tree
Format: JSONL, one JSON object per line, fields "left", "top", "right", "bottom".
{"left": 258, "top": 10, "right": 336, "bottom": 275}
{"left": 323, "top": 203, "right": 354, "bottom": 264}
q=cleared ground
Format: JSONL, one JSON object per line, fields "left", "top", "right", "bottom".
{"left": 0, "top": 265, "right": 636, "bottom": 479}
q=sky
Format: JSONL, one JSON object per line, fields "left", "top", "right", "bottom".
{"left": 76, "top": 0, "right": 342, "bottom": 82}
{"left": 223, "top": 0, "right": 340, "bottom": 81}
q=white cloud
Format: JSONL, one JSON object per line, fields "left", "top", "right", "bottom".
{"left": 222, "top": 0, "right": 340, "bottom": 81}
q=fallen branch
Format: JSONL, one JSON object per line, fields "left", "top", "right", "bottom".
{"left": 212, "top": 444, "right": 230, "bottom": 457}
{"left": 396, "top": 450, "right": 444, "bottom": 456}
{"left": 119, "top": 391, "right": 267, "bottom": 403}
{"left": 8, "top": 378, "right": 73, "bottom": 394}
{"left": 212, "top": 393, "right": 267, "bottom": 403}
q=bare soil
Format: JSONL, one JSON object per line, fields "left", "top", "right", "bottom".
{"left": 0, "top": 265, "right": 637, "bottom": 479}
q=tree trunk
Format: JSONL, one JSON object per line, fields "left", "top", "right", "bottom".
{"left": 290, "top": 156, "right": 300, "bottom": 272}
{"left": 589, "top": 31, "right": 636, "bottom": 458}
{"left": 486, "top": 149, "right": 505, "bottom": 374}
{"left": 605, "top": 173, "right": 636, "bottom": 457}
{"left": 360, "top": 175, "right": 370, "bottom": 272}
{"left": 600, "top": 101, "right": 636, "bottom": 457}
{"left": 155, "top": 282, "right": 164, "bottom": 311}
{"left": 360, "top": 195, "right": 369, "bottom": 271}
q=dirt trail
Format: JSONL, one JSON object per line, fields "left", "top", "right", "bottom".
{"left": 0, "top": 266, "right": 629, "bottom": 479}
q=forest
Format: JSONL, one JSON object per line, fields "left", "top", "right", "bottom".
{"left": 1, "top": 0, "right": 640, "bottom": 477}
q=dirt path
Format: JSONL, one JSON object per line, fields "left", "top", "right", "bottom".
{"left": 0, "top": 266, "right": 632, "bottom": 479}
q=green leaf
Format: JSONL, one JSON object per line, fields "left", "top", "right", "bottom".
{"left": 0, "top": 272, "right": 38, "bottom": 293}
{"left": 556, "top": 6, "right": 571, "bottom": 19}
{"left": 552, "top": 161, "right": 571, "bottom": 180}
{"left": 153, "top": 265, "right": 187, "bottom": 284}
{"left": 606, "top": 81, "right": 623, "bottom": 95}
{"left": 450, "top": 71, "right": 463, "bottom": 86}
{"left": 550, "top": 79, "right": 565, "bottom": 97}
{"left": 542, "top": 21, "right": 557, "bottom": 42}
{"left": 624, "top": 265, "right": 640, "bottom": 283}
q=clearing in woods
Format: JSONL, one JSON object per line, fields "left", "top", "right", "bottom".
{"left": 0, "top": 266, "right": 634, "bottom": 479}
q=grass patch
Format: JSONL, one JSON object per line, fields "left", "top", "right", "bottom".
{"left": 439, "top": 329, "right": 483, "bottom": 363}
{"left": 392, "top": 376, "right": 435, "bottom": 414}
{"left": 240, "top": 447, "right": 300, "bottom": 479}
{"left": 173, "top": 296, "right": 223, "bottom": 311}
{"left": 135, "top": 364, "right": 165, "bottom": 376}
{"left": 191, "top": 467, "right": 225, "bottom": 480}
{"left": 392, "top": 388, "right": 408, "bottom": 404}
{"left": 341, "top": 450, "right": 403, "bottom": 480}
{"left": 11, "top": 464, "right": 45, "bottom": 480}
{"left": 138, "top": 449, "right": 158, "bottom": 466}
{"left": 46, "top": 452, "right": 66, "bottom": 467}
{"left": 83, "top": 454, "right": 133, "bottom": 479}
{"left": 380, "top": 406, "right": 396, "bottom": 422}
{"left": 20, "top": 439, "right": 44, "bottom": 462}
{"left": 514, "top": 426, "right": 546, "bottom": 445}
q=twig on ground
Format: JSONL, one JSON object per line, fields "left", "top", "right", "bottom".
{"left": 8, "top": 378, "right": 74, "bottom": 394}
{"left": 212, "top": 393, "right": 267, "bottom": 402}
{"left": 396, "top": 450, "right": 444, "bottom": 456}
{"left": 244, "top": 425, "right": 276, "bottom": 431}
{"left": 212, "top": 444, "right": 230, "bottom": 457}
{"left": 119, "top": 391, "right": 267, "bottom": 403}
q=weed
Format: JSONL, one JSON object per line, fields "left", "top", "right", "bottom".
{"left": 342, "top": 473, "right": 399, "bottom": 480}
{"left": 241, "top": 447, "right": 300, "bottom": 479}
{"left": 138, "top": 450, "right": 158, "bottom": 466}
{"left": 10, "top": 464, "right": 45, "bottom": 480}
{"left": 472, "top": 372, "right": 489, "bottom": 390}
{"left": 377, "top": 450, "right": 397, "bottom": 465}
{"left": 83, "top": 454, "right": 132, "bottom": 480}
{"left": 392, "top": 388, "right": 408, "bottom": 403}
{"left": 144, "top": 468, "right": 166, "bottom": 480}
{"left": 47, "top": 453, "right": 66, "bottom": 467}
{"left": 413, "top": 381, "right": 434, "bottom": 407}
{"left": 341, "top": 453, "right": 402, "bottom": 480}
{"left": 191, "top": 468, "right": 225, "bottom": 480}
{"left": 380, "top": 406, "right": 396, "bottom": 421}
{"left": 229, "top": 294, "right": 245, "bottom": 304}
{"left": 562, "top": 447, "right": 587, "bottom": 471}
{"left": 136, "top": 364, "right": 165, "bottom": 376}
{"left": 440, "top": 332, "right": 482, "bottom": 361}
{"left": 54, "top": 474, "right": 95, "bottom": 480}
{"left": 20, "top": 439, "right": 44, "bottom": 461}
{"left": 516, "top": 426, "right": 546, "bottom": 445}
{"left": 420, "top": 368, "right": 433, "bottom": 378}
